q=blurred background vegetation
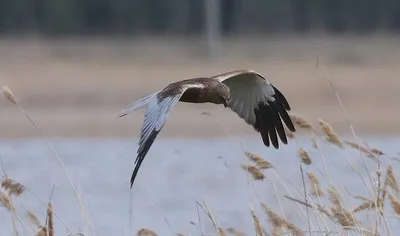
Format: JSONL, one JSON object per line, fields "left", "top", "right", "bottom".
{"left": 1, "top": 0, "right": 400, "bottom": 36}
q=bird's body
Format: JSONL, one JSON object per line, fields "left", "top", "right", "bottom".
{"left": 117, "top": 69, "right": 296, "bottom": 188}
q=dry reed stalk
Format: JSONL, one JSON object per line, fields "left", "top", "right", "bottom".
{"left": 241, "top": 164, "right": 265, "bottom": 180}
{"left": 307, "top": 172, "right": 324, "bottom": 197}
{"left": 244, "top": 152, "right": 273, "bottom": 169}
{"left": 137, "top": 228, "right": 158, "bottom": 236}
{"left": 344, "top": 141, "right": 377, "bottom": 160}
{"left": 225, "top": 228, "right": 245, "bottom": 236}
{"left": 250, "top": 209, "right": 265, "bottom": 236}
{"left": 318, "top": 119, "right": 343, "bottom": 148}
{"left": 384, "top": 166, "right": 399, "bottom": 195}
{"left": 1, "top": 86, "right": 18, "bottom": 104}
{"left": 1, "top": 177, "right": 25, "bottom": 196}
{"left": 47, "top": 202, "right": 54, "bottom": 236}
{"left": 288, "top": 113, "right": 313, "bottom": 130}
{"left": 260, "top": 202, "right": 304, "bottom": 236}
{"left": 298, "top": 148, "right": 312, "bottom": 165}
{"left": 1, "top": 85, "right": 93, "bottom": 233}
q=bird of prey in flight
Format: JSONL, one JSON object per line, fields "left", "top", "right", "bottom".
{"left": 117, "top": 69, "right": 296, "bottom": 188}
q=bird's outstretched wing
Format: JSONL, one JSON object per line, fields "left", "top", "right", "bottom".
{"left": 212, "top": 70, "right": 296, "bottom": 149}
{"left": 117, "top": 83, "right": 204, "bottom": 188}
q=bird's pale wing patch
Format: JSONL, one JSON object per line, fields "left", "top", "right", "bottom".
{"left": 130, "top": 83, "right": 204, "bottom": 188}
{"left": 219, "top": 71, "right": 295, "bottom": 149}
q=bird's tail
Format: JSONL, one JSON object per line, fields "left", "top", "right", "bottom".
{"left": 116, "top": 91, "right": 159, "bottom": 118}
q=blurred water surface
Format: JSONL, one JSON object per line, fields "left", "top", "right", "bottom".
{"left": 0, "top": 136, "right": 399, "bottom": 235}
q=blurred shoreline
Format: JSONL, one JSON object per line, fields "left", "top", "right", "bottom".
{"left": 1, "top": 35, "right": 400, "bottom": 138}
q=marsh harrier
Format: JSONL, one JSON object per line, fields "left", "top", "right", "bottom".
{"left": 117, "top": 70, "right": 296, "bottom": 188}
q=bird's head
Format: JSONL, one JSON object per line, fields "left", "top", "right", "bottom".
{"left": 218, "top": 90, "right": 230, "bottom": 108}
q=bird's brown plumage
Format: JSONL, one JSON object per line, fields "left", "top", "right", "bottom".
{"left": 117, "top": 69, "right": 296, "bottom": 188}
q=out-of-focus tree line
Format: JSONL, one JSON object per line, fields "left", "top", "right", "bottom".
{"left": 1, "top": 0, "right": 400, "bottom": 35}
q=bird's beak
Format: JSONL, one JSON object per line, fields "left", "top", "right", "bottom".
{"left": 223, "top": 101, "right": 228, "bottom": 108}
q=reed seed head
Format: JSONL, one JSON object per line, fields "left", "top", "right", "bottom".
{"left": 137, "top": 228, "right": 158, "bottom": 236}
{"left": 47, "top": 202, "right": 54, "bottom": 236}
{"left": 298, "top": 148, "right": 312, "bottom": 165}
{"left": 241, "top": 164, "right": 265, "bottom": 180}
{"left": 388, "top": 192, "right": 400, "bottom": 215}
{"left": 307, "top": 172, "right": 324, "bottom": 196}
{"left": 318, "top": 119, "right": 343, "bottom": 148}
{"left": 288, "top": 113, "right": 313, "bottom": 130}
{"left": 1, "top": 177, "right": 25, "bottom": 196}
{"left": 344, "top": 141, "right": 377, "bottom": 160}
{"left": 35, "top": 226, "right": 48, "bottom": 236}
{"left": 311, "top": 134, "right": 319, "bottom": 149}
{"left": 226, "top": 228, "right": 245, "bottom": 236}
{"left": 27, "top": 210, "right": 41, "bottom": 226}
{"left": 244, "top": 152, "right": 273, "bottom": 169}
{"left": 284, "top": 126, "right": 295, "bottom": 139}
{"left": 331, "top": 207, "right": 359, "bottom": 227}
{"left": 353, "top": 199, "right": 382, "bottom": 213}
{"left": 250, "top": 209, "right": 265, "bottom": 236}
{"left": 1, "top": 86, "right": 18, "bottom": 105}
{"left": 385, "top": 165, "right": 399, "bottom": 194}
{"left": 370, "top": 148, "right": 384, "bottom": 156}
{"left": 261, "top": 202, "right": 304, "bottom": 236}
{"left": 0, "top": 190, "right": 12, "bottom": 211}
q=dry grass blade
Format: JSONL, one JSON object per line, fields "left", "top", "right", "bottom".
{"left": 318, "top": 119, "right": 343, "bottom": 148}
{"left": 307, "top": 172, "right": 324, "bottom": 197}
{"left": 245, "top": 152, "right": 273, "bottom": 169}
{"left": 226, "top": 228, "right": 245, "bottom": 236}
{"left": 137, "top": 228, "right": 158, "bottom": 236}
{"left": 298, "top": 148, "right": 312, "bottom": 165}
{"left": 1, "top": 86, "right": 18, "bottom": 104}
{"left": 26, "top": 211, "right": 41, "bottom": 227}
{"left": 1, "top": 177, "right": 25, "bottom": 196}
{"left": 47, "top": 202, "right": 54, "bottom": 236}
{"left": 261, "top": 202, "right": 304, "bottom": 236}
{"left": 241, "top": 164, "right": 265, "bottom": 180}
{"left": 384, "top": 166, "right": 399, "bottom": 195}
{"left": 250, "top": 209, "right": 264, "bottom": 236}
{"left": 288, "top": 113, "right": 313, "bottom": 130}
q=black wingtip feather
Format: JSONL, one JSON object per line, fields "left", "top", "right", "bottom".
{"left": 272, "top": 85, "right": 291, "bottom": 111}
{"left": 130, "top": 129, "right": 160, "bottom": 189}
